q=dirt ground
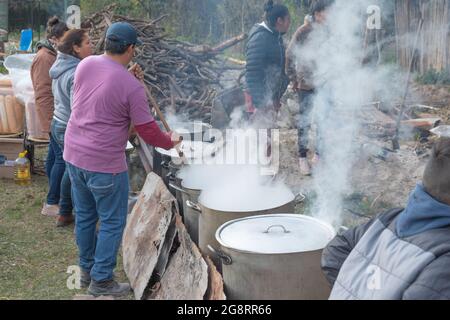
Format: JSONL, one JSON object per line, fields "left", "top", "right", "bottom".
{"left": 279, "top": 84, "right": 450, "bottom": 226}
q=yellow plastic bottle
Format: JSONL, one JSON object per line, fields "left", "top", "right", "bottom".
{"left": 14, "top": 151, "right": 31, "bottom": 186}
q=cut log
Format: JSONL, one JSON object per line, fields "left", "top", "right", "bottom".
{"left": 401, "top": 117, "right": 442, "bottom": 131}
{"left": 204, "top": 256, "right": 226, "bottom": 300}
{"left": 122, "top": 172, "right": 178, "bottom": 300}
{"left": 211, "top": 33, "right": 248, "bottom": 53}
{"left": 148, "top": 216, "right": 208, "bottom": 300}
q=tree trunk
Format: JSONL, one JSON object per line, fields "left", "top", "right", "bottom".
{"left": 395, "top": 0, "right": 450, "bottom": 73}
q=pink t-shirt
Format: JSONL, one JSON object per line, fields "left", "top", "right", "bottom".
{"left": 64, "top": 55, "right": 153, "bottom": 173}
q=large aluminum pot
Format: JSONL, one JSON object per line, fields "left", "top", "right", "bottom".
{"left": 156, "top": 140, "right": 221, "bottom": 187}
{"left": 169, "top": 178, "right": 202, "bottom": 245}
{"left": 186, "top": 191, "right": 303, "bottom": 269}
{"left": 213, "top": 214, "right": 336, "bottom": 300}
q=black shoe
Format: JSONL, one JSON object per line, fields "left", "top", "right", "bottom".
{"left": 56, "top": 214, "right": 75, "bottom": 228}
{"left": 81, "top": 270, "right": 91, "bottom": 289}
{"left": 88, "top": 279, "right": 131, "bottom": 297}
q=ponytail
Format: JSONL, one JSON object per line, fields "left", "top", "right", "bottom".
{"left": 264, "top": 0, "right": 289, "bottom": 28}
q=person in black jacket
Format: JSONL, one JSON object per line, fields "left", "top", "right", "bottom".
{"left": 245, "top": 0, "right": 291, "bottom": 128}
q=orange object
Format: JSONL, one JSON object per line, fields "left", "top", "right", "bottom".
{"left": 5, "top": 95, "right": 19, "bottom": 133}
{"left": 0, "top": 95, "right": 9, "bottom": 133}
{"left": 0, "top": 79, "right": 12, "bottom": 87}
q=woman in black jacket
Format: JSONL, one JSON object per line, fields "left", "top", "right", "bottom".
{"left": 245, "top": 0, "right": 290, "bottom": 127}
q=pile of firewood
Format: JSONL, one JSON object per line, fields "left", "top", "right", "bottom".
{"left": 82, "top": 4, "right": 246, "bottom": 123}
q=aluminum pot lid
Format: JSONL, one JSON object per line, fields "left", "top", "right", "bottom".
{"left": 216, "top": 214, "right": 336, "bottom": 254}
{"left": 156, "top": 140, "right": 219, "bottom": 159}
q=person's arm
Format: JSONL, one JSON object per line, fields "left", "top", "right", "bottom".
{"left": 402, "top": 254, "right": 450, "bottom": 300}
{"left": 128, "top": 85, "right": 176, "bottom": 150}
{"left": 68, "top": 75, "right": 75, "bottom": 112}
{"left": 135, "top": 121, "right": 174, "bottom": 150}
{"left": 285, "top": 25, "right": 304, "bottom": 84}
{"left": 321, "top": 217, "right": 378, "bottom": 286}
{"left": 245, "top": 32, "right": 268, "bottom": 109}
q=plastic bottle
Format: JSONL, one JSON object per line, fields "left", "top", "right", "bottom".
{"left": 14, "top": 151, "right": 31, "bottom": 186}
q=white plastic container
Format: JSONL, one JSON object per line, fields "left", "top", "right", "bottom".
{"left": 4, "top": 54, "right": 47, "bottom": 140}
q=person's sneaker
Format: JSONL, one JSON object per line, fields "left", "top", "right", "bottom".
{"left": 299, "top": 158, "right": 312, "bottom": 176}
{"left": 88, "top": 279, "right": 131, "bottom": 297}
{"left": 56, "top": 214, "right": 75, "bottom": 228}
{"left": 80, "top": 270, "right": 91, "bottom": 289}
{"left": 41, "top": 204, "right": 60, "bottom": 217}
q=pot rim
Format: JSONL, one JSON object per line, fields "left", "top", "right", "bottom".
{"left": 198, "top": 194, "right": 295, "bottom": 214}
{"left": 180, "top": 179, "right": 203, "bottom": 193}
{"left": 215, "top": 214, "right": 337, "bottom": 255}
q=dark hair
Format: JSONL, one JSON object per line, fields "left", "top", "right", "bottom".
{"left": 46, "top": 16, "right": 69, "bottom": 40}
{"left": 311, "top": 0, "right": 334, "bottom": 16}
{"left": 423, "top": 138, "right": 450, "bottom": 205}
{"left": 264, "top": 0, "right": 289, "bottom": 28}
{"left": 104, "top": 39, "right": 133, "bottom": 55}
{"left": 57, "top": 29, "right": 87, "bottom": 58}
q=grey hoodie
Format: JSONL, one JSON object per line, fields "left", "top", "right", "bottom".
{"left": 49, "top": 52, "right": 81, "bottom": 125}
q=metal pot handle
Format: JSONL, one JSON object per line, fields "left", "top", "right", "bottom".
{"left": 185, "top": 200, "right": 202, "bottom": 213}
{"left": 168, "top": 183, "right": 189, "bottom": 195}
{"left": 161, "top": 161, "right": 169, "bottom": 169}
{"left": 208, "top": 245, "right": 232, "bottom": 265}
{"left": 264, "top": 225, "right": 291, "bottom": 234}
{"left": 295, "top": 192, "right": 306, "bottom": 203}
{"left": 338, "top": 226, "right": 349, "bottom": 235}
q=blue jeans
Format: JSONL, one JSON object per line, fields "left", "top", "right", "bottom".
{"left": 51, "top": 120, "right": 73, "bottom": 216}
{"left": 46, "top": 135, "right": 66, "bottom": 207}
{"left": 67, "top": 163, "right": 129, "bottom": 282}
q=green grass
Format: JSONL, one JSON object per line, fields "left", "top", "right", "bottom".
{"left": 0, "top": 147, "right": 131, "bottom": 300}
{"left": 416, "top": 69, "right": 450, "bottom": 86}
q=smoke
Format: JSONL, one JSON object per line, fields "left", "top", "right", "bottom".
{"left": 292, "top": 0, "right": 409, "bottom": 226}
{"left": 179, "top": 163, "right": 294, "bottom": 212}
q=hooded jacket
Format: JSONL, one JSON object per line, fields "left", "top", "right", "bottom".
{"left": 50, "top": 52, "right": 80, "bottom": 126}
{"left": 30, "top": 40, "right": 57, "bottom": 133}
{"left": 322, "top": 184, "right": 450, "bottom": 300}
{"left": 245, "top": 22, "right": 289, "bottom": 109}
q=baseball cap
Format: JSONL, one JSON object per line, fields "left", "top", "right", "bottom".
{"left": 106, "top": 22, "right": 143, "bottom": 46}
